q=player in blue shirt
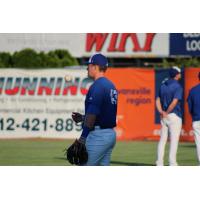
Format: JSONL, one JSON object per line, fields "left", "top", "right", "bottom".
{"left": 187, "top": 72, "right": 200, "bottom": 165}
{"left": 71, "top": 53, "right": 118, "bottom": 166}
{"left": 156, "top": 66, "right": 183, "bottom": 166}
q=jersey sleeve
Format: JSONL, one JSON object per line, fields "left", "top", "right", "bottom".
{"left": 86, "top": 84, "right": 104, "bottom": 115}
{"left": 174, "top": 85, "right": 183, "bottom": 100}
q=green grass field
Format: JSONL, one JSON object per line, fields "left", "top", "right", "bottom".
{"left": 0, "top": 139, "right": 198, "bottom": 166}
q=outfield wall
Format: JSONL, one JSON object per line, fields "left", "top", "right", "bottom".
{"left": 0, "top": 68, "right": 199, "bottom": 141}
{"left": 0, "top": 69, "right": 91, "bottom": 139}
{"left": 106, "top": 67, "right": 199, "bottom": 141}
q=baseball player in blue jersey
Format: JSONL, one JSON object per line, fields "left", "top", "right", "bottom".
{"left": 187, "top": 72, "right": 200, "bottom": 165}
{"left": 71, "top": 53, "right": 118, "bottom": 166}
{"left": 156, "top": 66, "right": 183, "bottom": 166}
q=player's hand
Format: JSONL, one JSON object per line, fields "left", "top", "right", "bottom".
{"left": 78, "top": 136, "right": 86, "bottom": 144}
{"left": 161, "top": 111, "right": 168, "bottom": 119}
{"left": 72, "top": 112, "right": 84, "bottom": 123}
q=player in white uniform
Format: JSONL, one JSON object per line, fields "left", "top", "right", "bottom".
{"left": 156, "top": 67, "right": 183, "bottom": 166}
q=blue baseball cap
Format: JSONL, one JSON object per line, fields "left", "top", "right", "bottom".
{"left": 87, "top": 53, "right": 108, "bottom": 67}
{"left": 169, "top": 66, "right": 181, "bottom": 78}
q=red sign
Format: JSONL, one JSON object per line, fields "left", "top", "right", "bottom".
{"left": 86, "top": 33, "right": 156, "bottom": 52}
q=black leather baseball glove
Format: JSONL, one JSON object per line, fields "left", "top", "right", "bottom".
{"left": 64, "top": 139, "right": 88, "bottom": 166}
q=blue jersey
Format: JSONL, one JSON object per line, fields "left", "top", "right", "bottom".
{"left": 85, "top": 77, "right": 118, "bottom": 128}
{"left": 187, "top": 83, "right": 200, "bottom": 122}
{"left": 158, "top": 79, "right": 183, "bottom": 118}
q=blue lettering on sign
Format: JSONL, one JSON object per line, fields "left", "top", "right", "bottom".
{"left": 170, "top": 33, "right": 200, "bottom": 56}
{"left": 118, "top": 87, "right": 152, "bottom": 106}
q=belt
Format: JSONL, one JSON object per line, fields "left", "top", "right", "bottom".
{"left": 94, "top": 126, "right": 114, "bottom": 130}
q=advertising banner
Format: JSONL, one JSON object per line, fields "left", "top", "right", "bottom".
{"left": 0, "top": 68, "right": 198, "bottom": 141}
{"left": 170, "top": 33, "right": 200, "bottom": 56}
{"left": 85, "top": 33, "right": 169, "bottom": 57}
{"left": 3, "top": 33, "right": 200, "bottom": 57}
{"left": 106, "top": 68, "right": 157, "bottom": 140}
{"left": 0, "top": 33, "right": 85, "bottom": 56}
{"left": 0, "top": 33, "right": 169, "bottom": 57}
{"left": 0, "top": 69, "right": 93, "bottom": 138}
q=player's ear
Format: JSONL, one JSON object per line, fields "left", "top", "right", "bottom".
{"left": 95, "top": 65, "right": 100, "bottom": 71}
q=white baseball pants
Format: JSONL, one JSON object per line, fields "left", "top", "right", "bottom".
{"left": 192, "top": 121, "right": 200, "bottom": 165}
{"left": 156, "top": 113, "right": 182, "bottom": 166}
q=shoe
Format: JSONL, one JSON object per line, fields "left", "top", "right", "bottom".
{"left": 156, "top": 161, "right": 164, "bottom": 166}
{"left": 169, "top": 162, "right": 178, "bottom": 166}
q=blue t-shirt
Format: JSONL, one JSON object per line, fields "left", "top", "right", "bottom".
{"left": 187, "top": 83, "right": 200, "bottom": 122}
{"left": 85, "top": 77, "right": 118, "bottom": 128}
{"left": 158, "top": 79, "right": 183, "bottom": 118}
